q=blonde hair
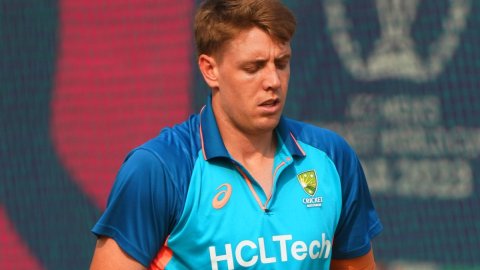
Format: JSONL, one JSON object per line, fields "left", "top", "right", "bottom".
{"left": 194, "top": 0, "right": 296, "bottom": 57}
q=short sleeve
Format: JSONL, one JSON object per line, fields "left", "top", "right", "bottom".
{"left": 332, "top": 145, "right": 383, "bottom": 259}
{"left": 91, "top": 148, "right": 179, "bottom": 267}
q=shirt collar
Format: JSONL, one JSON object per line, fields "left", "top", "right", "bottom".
{"left": 199, "top": 95, "right": 306, "bottom": 160}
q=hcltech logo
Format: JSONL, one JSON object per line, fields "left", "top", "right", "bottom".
{"left": 297, "top": 170, "right": 323, "bottom": 208}
{"left": 209, "top": 234, "right": 332, "bottom": 270}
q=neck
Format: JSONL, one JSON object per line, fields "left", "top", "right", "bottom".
{"left": 210, "top": 97, "right": 278, "bottom": 163}
{"left": 222, "top": 124, "right": 277, "bottom": 162}
{"left": 211, "top": 104, "right": 278, "bottom": 198}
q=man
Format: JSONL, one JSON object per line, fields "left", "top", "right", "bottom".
{"left": 90, "top": 0, "right": 383, "bottom": 269}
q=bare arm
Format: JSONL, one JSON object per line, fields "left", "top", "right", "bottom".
{"left": 330, "top": 249, "right": 376, "bottom": 270}
{"left": 90, "top": 237, "right": 146, "bottom": 270}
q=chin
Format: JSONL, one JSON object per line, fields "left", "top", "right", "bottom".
{"left": 254, "top": 117, "right": 281, "bottom": 133}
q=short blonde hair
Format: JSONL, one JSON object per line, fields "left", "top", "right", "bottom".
{"left": 194, "top": 0, "right": 296, "bottom": 57}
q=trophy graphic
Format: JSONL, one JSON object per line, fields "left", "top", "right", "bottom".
{"left": 366, "top": 0, "right": 425, "bottom": 80}
{"left": 323, "top": 0, "right": 471, "bottom": 82}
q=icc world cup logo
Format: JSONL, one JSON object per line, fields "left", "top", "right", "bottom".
{"left": 324, "top": 0, "right": 471, "bottom": 82}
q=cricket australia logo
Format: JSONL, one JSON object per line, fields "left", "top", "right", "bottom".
{"left": 323, "top": 0, "right": 471, "bottom": 82}
{"left": 297, "top": 170, "right": 323, "bottom": 208}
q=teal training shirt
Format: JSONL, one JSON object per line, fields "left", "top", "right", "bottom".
{"left": 92, "top": 97, "right": 383, "bottom": 269}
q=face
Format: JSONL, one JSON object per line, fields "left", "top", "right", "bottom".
{"left": 200, "top": 27, "right": 291, "bottom": 136}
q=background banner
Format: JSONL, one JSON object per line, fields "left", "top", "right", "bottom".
{"left": 1, "top": 0, "right": 479, "bottom": 269}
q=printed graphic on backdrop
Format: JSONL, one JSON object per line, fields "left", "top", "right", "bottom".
{"left": 51, "top": 0, "right": 193, "bottom": 208}
{"left": 320, "top": 0, "right": 476, "bottom": 199}
{"left": 324, "top": 0, "right": 470, "bottom": 82}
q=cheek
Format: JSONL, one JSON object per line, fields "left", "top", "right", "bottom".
{"left": 281, "top": 69, "right": 291, "bottom": 84}
{"left": 222, "top": 88, "right": 254, "bottom": 116}
{"left": 218, "top": 70, "right": 262, "bottom": 104}
{"left": 228, "top": 78, "right": 258, "bottom": 99}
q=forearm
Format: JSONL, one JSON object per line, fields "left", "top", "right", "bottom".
{"left": 330, "top": 249, "right": 376, "bottom": 270}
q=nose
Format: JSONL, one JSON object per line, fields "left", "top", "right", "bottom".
{"left": 263, "top": 65, "right": 281, "bottom": 91}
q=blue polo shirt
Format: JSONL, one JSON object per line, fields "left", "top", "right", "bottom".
{"left": 92, "top": 97, "right": 383, "bottom": 269}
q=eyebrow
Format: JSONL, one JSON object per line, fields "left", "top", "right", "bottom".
{"left": 240, "top": 54, "right": 291, "bottom": 66}
{"left": 274, "top": 54, "right": 291, "bottom": 63}
{"left": 276, "top": 54, "right": 291, "bottom": 61}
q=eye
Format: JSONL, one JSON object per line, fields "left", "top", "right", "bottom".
{"left": 243, "top": 63, "right": 261, "bottom": 74}
{"left": 276, "top": 60, "right": 289, "bottom": 70}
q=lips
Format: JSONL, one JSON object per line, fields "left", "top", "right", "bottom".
{"left": 259, "top": 98, "right": 280, "bottom": 107}
{"left": 258, "top": 98, "right": 282, "bottom": 115}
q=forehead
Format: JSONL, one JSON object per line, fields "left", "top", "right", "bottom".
{"left": 217, "top": 27, "right": 291, "bottom": 62}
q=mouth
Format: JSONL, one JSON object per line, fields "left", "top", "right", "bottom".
{"left": 258, "top": 98, "right": 282, "bottom": 114}
{"left": 259, "top": 98, "right": 280, "bottom": 107}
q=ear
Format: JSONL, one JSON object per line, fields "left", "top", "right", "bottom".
{"left": 198, "top": 54, "right": 219, "bottom": 89}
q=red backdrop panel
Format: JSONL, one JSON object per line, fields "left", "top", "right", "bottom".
{"left": 51, "top": 0, "right": 193, "bottom": 208}
{"left": 0, "top": 206, "right": 45, "bottom": 270}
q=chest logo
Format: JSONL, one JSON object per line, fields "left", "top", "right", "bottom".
{"left": 297, "top": 170, "right": 318, "bottom": 196}
{"left": 212, "top": 183, "right": 232, "bottom": 209}
{"left": 297, "top": 170, "right": 323, "bottom": 208}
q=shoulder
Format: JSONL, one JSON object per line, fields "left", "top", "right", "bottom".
{"left": 283, "top": 117, "right": 353, "bottom": 157}
{"left": 283, "top": 117, "right": 361, "bottom": 187}
{"left": 127, "top": 114, "right": 202, "bottom": 167}
{"left": 116, "top": 114, "right": 202, "bottom": 196}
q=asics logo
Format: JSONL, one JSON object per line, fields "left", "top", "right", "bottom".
{"left": 212, "top": 183, "right": 232, "bottom": 209}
